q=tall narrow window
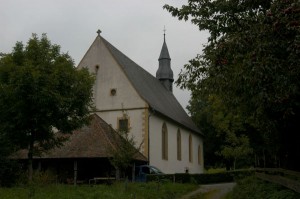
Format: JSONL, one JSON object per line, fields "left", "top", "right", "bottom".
{"left": 198, "top": 145, "right": 202, "bottom": 165}
{"left": 162, "top": 122, "right": 168, "bottom": 160}
{"left": 177, "top": 129, "right": 181, "bottom": 161}
{"left": 189, "top": 134, "right": 193, "bottom": 162}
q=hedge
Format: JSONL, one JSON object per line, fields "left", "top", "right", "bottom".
{"left": 146, "top": 169, "right": 255, "bottom": 184}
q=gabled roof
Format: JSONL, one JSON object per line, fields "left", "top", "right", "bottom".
{"left": 100, "top": 36, "right": 202, "bottom": 135}
{"left": 13, "top": 114, "right": 147, "bottom": 161}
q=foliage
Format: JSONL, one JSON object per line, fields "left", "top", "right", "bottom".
{"left": 0, "top": 158, "right": 21, "bottom": 187}
{"left": 0, "top": 33, "right": 95, "bottom": 181}
{"left": 108, "top": 117, "right": 143, "bottom": 180}
{"left": 0, "top": 182, "right": 197, "bottom": 199}
{"left": 217, "top": 133, "right": 253, "bottom": 170}
{"left": 231, "top": 176, "right": 300, "bottom": 199}
{"left": 164, "top": 0, "right": 300, "bottom": 169}
{"left": 0, "top": 122, "right": 21, "bottom": 187}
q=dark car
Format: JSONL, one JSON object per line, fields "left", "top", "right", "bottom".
{"left": 135, "top": 165, "right": 163, "bottom": 182}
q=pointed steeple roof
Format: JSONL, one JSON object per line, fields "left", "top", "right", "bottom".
{"left": 159, "top": 35, "right": 171, "bottom": 60}
{"left": 156, "top": 31, "right": 174, "bottom": 92}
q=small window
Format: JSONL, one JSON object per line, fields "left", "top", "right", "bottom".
{"left": 110, "top": 88, "right": 117, "bottom": 96}
{"left": 118, "top": 118, "right": 128, "bottom": 132}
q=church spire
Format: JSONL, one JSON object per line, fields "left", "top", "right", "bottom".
{"left": 156, "top": 28, "right": 174, "bottom": 92}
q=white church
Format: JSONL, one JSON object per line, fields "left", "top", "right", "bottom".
{"left": 77, "top": 30, "right": 204, "bottom": 174}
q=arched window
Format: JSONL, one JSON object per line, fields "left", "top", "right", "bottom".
{"left": 198, "top": 145, "right": 202, "bottom": 165}
{"left": 177, "top": 129, "right": 181, "bottom": 161}
{"left": 189, "top": 134, "right": 193, "bottom": 162}
{"left": 162, "top": 122, "right": 168, "bottom": 160}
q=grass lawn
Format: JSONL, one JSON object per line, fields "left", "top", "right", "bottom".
{"left": 0, "top": 182, "right": 198, "bottom": 199}
{"left": 229, "top": 176, "right": 300, "bottom": 199}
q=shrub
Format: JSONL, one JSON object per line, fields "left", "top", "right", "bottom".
{"left": 0, "top": 159, "right": 21, "bottom": 187}
{"left": 146, "top": 169, "right": 255, "bottom": 184}
{"left": 32, "top": 170, "right": 58, "bottom": 185}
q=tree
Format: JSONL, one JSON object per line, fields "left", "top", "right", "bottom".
{"left": 217, "top": 133, "right": 253, "bottom": 170}
{"left": 189, "top": 93, "right": 253, "bottom": 169}
{"left": 108, "top": 113, "right": 143, "bottom": 180}
{"left": 164, "top": 0, "right": 300, "bottom": 169}
{"left": 0, "top": 33, "right": 95, "bottom": 181}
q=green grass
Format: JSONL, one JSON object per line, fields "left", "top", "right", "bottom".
{"left": 0, "top": 182, "right": 198, "bottom": 199}
{"left": 230, "top": 176, "right": 300, "bottom": 199}
{"left": 189, "top": 189, "right": 218, "bottom": 199}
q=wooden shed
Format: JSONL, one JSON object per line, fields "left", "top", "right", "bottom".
{"left": 13, "top": 114, "right": 147, "bottom": 183}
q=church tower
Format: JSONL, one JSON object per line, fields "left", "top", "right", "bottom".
{"left": 156, "top": 30, "right": 174, "bottom": 92}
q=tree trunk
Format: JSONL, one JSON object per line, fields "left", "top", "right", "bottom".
{"left": 132, "top": 163, "right": 135, "bottom": 182}
{"left": 74, "top": 160, "right": 77, "bottom": 186}
{"left": 28, "top": 137, "right": 34, "bottom": 182}
{"left": 263, "top": 149, "right": 266, "bottom": 168}
{"left": 116, "top": 168, "right": 120, "bottom": 181}
{"left": 233, "top": 158, "right": 236, "bottom": 170}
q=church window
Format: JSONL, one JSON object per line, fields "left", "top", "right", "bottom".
{"left": 177, "top": 129, "right": 181, "bottom": 161}
{"left": 162, "top": 122, "right": 168, "bottom": 160}
{"left": 198, "top": 145, "right": 202, "bottom": 165}
{"left": 189, "top": 134, "right": 193, "bottom": 162}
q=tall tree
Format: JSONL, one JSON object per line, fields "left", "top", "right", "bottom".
{"left": 164, "top": 0, "right": 300, "bottom": 169}
{"left": 0, "top": 34, "right": 95, "bottom": 180}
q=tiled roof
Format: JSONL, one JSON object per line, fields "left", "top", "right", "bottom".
{"left": 101, "top": 37, "right": 202, "bottom": 135}
{"left": 13, "top": 114, "right": 147, "bottom": 161}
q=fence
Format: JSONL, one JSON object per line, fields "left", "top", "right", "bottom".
{"left": 255, "top": 168, "right": 300, "bottom": 193}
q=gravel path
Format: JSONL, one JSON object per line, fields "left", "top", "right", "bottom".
{"left": 180, "top": 182, "right": 236, "bottom": 199}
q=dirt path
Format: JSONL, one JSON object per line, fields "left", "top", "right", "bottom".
{"left": 180, "top": 182, "right": 236, "bottom": 199}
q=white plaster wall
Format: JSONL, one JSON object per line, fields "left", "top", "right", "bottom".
{"left": 77, "top": 36, "right": 148, "bottom": 156}
{"left": 78, "top": 36, "right": 146, "bottom": 110}
{"left": 149, "top": 115, "right": 204, "bottom": 174}
{"left": 97, "top": 109, "right": 146, "bottom": 155}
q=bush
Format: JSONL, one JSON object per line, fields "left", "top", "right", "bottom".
{"left": 146, "top": 169, "right": 255, "bottom": 184}
{"left": 0, "top": 159, "right": 21, "bottom": 187}
{"left": 32, "top": 170, "right": 58, "bottom": 185}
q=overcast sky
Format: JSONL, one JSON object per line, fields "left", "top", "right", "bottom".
{"left": 0, "top": 0, "right": 208, "bottom": 112}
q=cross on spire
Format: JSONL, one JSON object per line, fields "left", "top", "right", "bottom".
{"left": 163, "top": 26, "right": 166, "bottom": 41}
{"left": 97, "top": 29, "right": 102, "bottom": 36}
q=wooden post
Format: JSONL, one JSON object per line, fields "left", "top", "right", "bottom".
{"left": 132, "top": 163, "right": 135, "bottom": 182}
{"left": 37, "top": 161, "right": 41, "bottom": 172}
{"left": 74, "top": 160, "right": 77, "bottom": 186}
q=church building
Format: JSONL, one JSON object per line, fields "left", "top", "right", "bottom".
{"left": 77, "top": 30, "right": 204, "bottom": 174}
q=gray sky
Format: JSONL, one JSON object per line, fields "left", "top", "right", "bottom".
{"left": 0, "top": 0, "right": 208, "bottom": 112}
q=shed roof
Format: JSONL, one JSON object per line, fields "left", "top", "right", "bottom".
{"left": 13, "top": 114, "right": 147, "bottom": 161}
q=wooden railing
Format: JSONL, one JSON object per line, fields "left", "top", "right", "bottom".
{"left": 255, "top": 168, "right": 300, "bottom": 193}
